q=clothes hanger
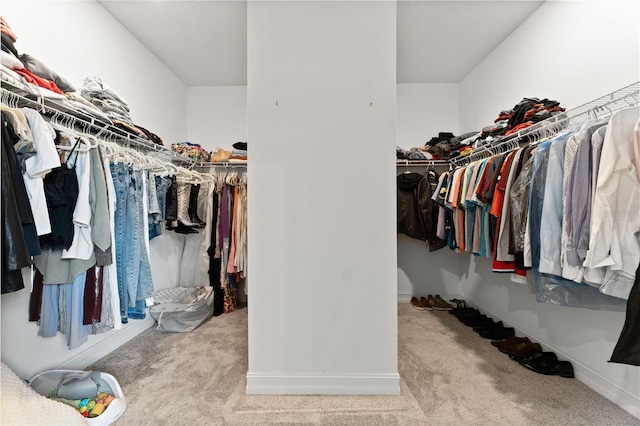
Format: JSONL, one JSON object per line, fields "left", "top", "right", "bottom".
{"left": 226, "top": 171, "right": 239, "bottom": 186}
{"left": 175, "top": 166, "right": 199, "bottom": 184}
{"left": 52, "top": 127, "right": 92, "bottom": 153}
{"left": 80, "top": 133, "right": 100, "bottom": 149}
{"left": 99, "top": 140, "right": 117, "bottom": 158}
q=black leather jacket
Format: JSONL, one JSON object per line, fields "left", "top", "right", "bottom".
{"left": 2, "top": 112, "right": 33, "bottom": 294}
{"left": 397, "top": 172, "right": 435, "bottom": 243}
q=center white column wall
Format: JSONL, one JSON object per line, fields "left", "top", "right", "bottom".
{"left": 246, "top": 1, "right": 399, "bottom": 394}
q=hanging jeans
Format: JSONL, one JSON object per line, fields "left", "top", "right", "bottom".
{"left": 110, "top": 163, "right": 154, "bottom": 322}
{"left": 128, "top": 169, "right": 154, "bottom": 319}
{"left": 149, "top": 176, "right": 171, "bottom": 240}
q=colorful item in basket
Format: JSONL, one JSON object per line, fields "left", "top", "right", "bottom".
{"left": 50, "top": 389, "right": 116, "bottom": 418}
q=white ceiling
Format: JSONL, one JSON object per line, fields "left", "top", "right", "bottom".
{"left": 98, "top": 0, "right": 543, "bottom": 87}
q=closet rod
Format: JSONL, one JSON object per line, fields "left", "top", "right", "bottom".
{"left": 197, "top": 162, "right": 247, "bottom": 168}
{"left": 450, "top": 81, "right": 640, "bottom": 166}
{"left": 396, "top": 160, "right": 450, "bottom": 167}
{"left": 0, "top": 83, "right": 194, "bottom": 165}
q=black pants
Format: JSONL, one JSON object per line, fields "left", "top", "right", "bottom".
{"left": 610, "top": 262, "right": 640, "bottom": 366}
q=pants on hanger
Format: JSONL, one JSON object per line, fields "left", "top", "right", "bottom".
{"left": 610, "top": 262, "right": 640, "bottom": 366}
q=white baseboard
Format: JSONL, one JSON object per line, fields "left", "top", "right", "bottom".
{"left": 469, "top": 300, "right": 640, "bottom": 420}
{"left": 397, "top": 292, "right": 460, "bottom": 303}
{"left": 58, "top": 316, "right": 155, "bottom": 370}
{"left": 246, "top": 372, "right": 400, "bottom": 395}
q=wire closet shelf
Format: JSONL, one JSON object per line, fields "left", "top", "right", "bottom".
{"left": 449, "top": 81, "right": 640, "bottom": 166}
{"left": 197, "top": 162, "right": 247, "bottom": 168}
{"left": 395, "top": 159, "right": 450, "bottom": 167}
{"left": 0, "top": 81, "right": 195, "bottom": 165}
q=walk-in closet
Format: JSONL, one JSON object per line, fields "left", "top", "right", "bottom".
{"left": 2, "top": 1, "right": 640, "bottom": 425}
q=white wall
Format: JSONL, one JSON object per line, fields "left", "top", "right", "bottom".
{"left": 460, "top": 1, "right": 640, "bottom": 132}
{"left": 395, "top": 84, "right": 461, "bottom": 299}
{"left": 246, "top": 1, "right": 399, "bottom": 394}
{"left": 187, "top": 83, "right": 458, "bottom": 152}
{"left": 186, "top": 83, "right": 462, "bottom": 300}
{"left": 1, "top": 0, "right": 189, "bottom": 379}
{"left": 396, "top": 83, "right": 459, "bottom": 149}
{"left": 187, "top": 86, "right": 248, "bottom": 152}
{"left": 397, "top": 232, "right": 463, "bottom": 301}
{"left": 3, "top": 0, "right": 188, "bottom": 144}
{"left": 458, "top": 0, "right": 640, "bottom": 417}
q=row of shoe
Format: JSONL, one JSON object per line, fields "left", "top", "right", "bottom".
{"left": 410, "top": 295, "right": 454, "bottom": 311}
{"left": 450, "top": 305, "right": 575, "bottom": 378}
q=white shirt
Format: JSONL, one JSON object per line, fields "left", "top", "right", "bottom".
{"left": 20, "top": 108, "right": 61, "bottom": 236}
{"left": 62, "top": 149, "right": 93, "bottom": 260}
{"left": 20, "top": 108, "right": 60, "bottom": 178}
{"left": 584, "top": 107, "right": 640, "bottom": 299}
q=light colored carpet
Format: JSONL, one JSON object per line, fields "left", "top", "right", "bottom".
{"left": 89, "top": 304, "right": 639, "bottom": 425}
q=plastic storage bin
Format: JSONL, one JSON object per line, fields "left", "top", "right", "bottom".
{"left": 28, "top": 369, "right": 126, "bottom": 426}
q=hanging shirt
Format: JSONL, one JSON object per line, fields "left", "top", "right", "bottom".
{"left": 538, "top": 133, "right": 571, "bottom": 276}
{"left": 560, "top": 130, "right": 587, "bottom": 283}
{"left": 582, "top": 126, "right": 609, "bottom": 287}
{"left": 585, "top": 107, "right": 640, "bottom": 299}
{"left": 470, "top": 159, "right": 489, "bottom": 254}
{"left": 463, "top": 163, "right": 477, "bottom": 253}
{"left": 510, "top": 147, "right": 535, "bottom": 258}
{"left": 526, "top": 140, "right": 552, "bottom": 268}
{"left": 491, "top": 151, "right": 517, "bottom": 273}
{"left": 62, "top": 149, "right": 93, "bottom": 260}
{"left": 564, "top": 123, "right": 607, "bottom": 268}
{"left": 495, "top": 148, "right": 524, "bottom": 262}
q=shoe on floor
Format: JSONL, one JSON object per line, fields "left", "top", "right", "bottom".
{"left": 451, "top": 307, "right": 478, "bottom": 317}
{"left": 450, "top": 299, "right": 467, "bottom": 309}
{"left": 463, "top": 315, "right": 491, "bottom": 327}
{"left": 420, "top": 296, "right": 434, "bottom": 311}
{"left": 491, "top": 336, "right": 531, "bottom": 348}
{"left": 427, "top": 295, "right": 444, "bottom": 310}
{"left": 473, "top": 320, "right": 503, "bottom": 333}
{"left": 516, "top": 351, "right": 575, "bottom": 378}
{"left": 456, "top": 310, "right": 482, "bottom": 321}
{"left": 411, "top": 297, "right": 426, "bottom": 311}
{"left": 433, "top": 295, "right": 454, "bottom": 310}
{"left": 498, "top": 342, "right": 542, "bottom": 359}
{"left": 479, "top": 326, "right": 515, "bottom": 340}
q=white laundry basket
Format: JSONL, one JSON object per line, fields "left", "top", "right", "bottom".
{"left": 28, "top": 369, "right": 126, "bottom": 426}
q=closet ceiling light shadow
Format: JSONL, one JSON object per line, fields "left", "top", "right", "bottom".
{"left": 98, "top": 0, "right": 542, "bottom": 86}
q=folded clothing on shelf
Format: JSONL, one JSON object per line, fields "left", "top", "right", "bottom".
{"left": 82, "top": 77, "right": 132, "bottom": 125}
{"left": 231, "top": 149, "right": 247, "bottom": 160}
{"left": 19, "top": 53, "right": 76, "bottom": 92}
{"left": 173, "top": 142, "right": 212, "bottom": 162}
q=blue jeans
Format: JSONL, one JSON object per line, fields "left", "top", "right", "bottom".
{"left": 110, "top": 164, "right": 155, "bottom": 321}
{"left": 149, "top": 176, "right": 171, "bottom": 240}
{"left": 110, "top": 162, "right": 130, "bottom": 324}
{"left": 128, "top": 169, "right": 154, "bottom": 319}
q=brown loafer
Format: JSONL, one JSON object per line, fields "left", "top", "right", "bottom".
{"left": 433, "top": 295, "right": 454, "bottom": 310}
{"left": 491, "top": 336, "right": 531, "bottom": 348}
{"left": 420, "top": 296, "right": 434, "bottom": 311}
{"left": 498, "top": 342, "right": 542, "bottom": 359}
{"left": 411, "top": 297, "right": 426, "bottom": 311}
